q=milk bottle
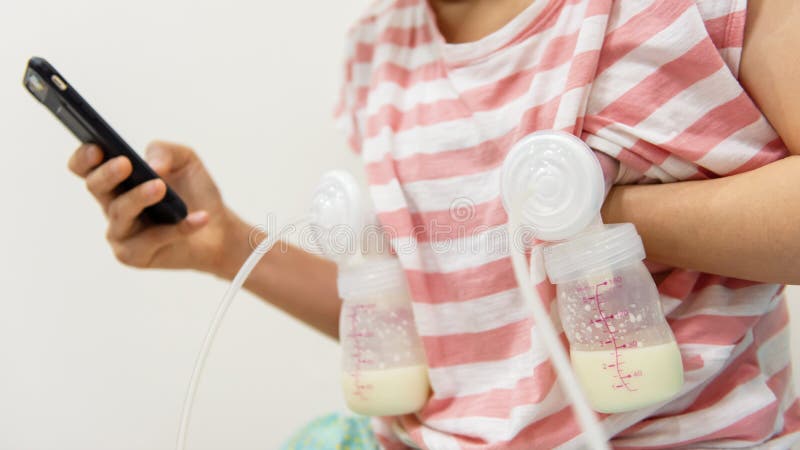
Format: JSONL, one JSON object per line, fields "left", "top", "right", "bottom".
{"left": 500, "top": 131, "right": 684, "bottom": 414}
{"left": 544, "top": 224, "right": 684, "bottom": 413}
{"left": 338, "top": 257, "right": 430, "bottom": 416}
{"left": 311, "top": 171, "right": 430, "bottom": 416}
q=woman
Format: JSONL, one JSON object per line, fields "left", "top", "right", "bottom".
{"left": 67, "top": 0, "right": 800, "bottom": 447}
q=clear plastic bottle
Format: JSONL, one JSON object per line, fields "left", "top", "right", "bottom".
{"left": 310, "top": 170, "right": 430, "bottom": 417}
{"left": 337, "top": 256, "right": 429, "bottom": 416}
{"left": 544, "top": 223, "right": 683, "bottom": 413}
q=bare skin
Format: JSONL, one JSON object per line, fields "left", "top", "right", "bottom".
{"left": 68, "top": 141, "right": 340, "bottom": 338}
{"left": 427, "top": 0, "right": 534, "bottom": 43}
{"left": 68, "top": 0, "right": 800, "bottom": 340}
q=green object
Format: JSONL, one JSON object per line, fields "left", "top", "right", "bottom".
{"left": 281, "top": 413, "right": 379, "bottom": 450}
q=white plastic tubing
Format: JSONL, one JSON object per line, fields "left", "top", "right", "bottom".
{"left": 175, "top": 166, "right": 607, "bottom": 447}
{"left": 175, "top": 216, "right": 309, "bottom": 450}
{"left": 508, "top": 208, "right": 610, "bottom": 450}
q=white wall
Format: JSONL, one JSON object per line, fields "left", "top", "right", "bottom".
{"left": 0, "top": 2, "right": 798, "bottom": 450}
{"left": 0, "top": 1, "right": 369, "bottom": 449}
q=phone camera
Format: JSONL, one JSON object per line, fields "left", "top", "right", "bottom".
{"left": 25, "top": 71, "right": 48, "bottom": 101}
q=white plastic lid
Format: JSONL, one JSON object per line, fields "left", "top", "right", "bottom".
{"left": 501, "top": 131, "right": 605, "bottom": 241}
{"left": 310, "top": 170, "right": 365, "bottom": 262}
{"left": 543, "top": 223, "right": 646, "bottom": 284}
{"left": 337, "top": 256, "right": 409, "bottom": 302}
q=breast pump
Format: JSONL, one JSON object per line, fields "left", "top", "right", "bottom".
{"left": 174, "top": 132, "right": 682, "bottom": 448}
{"left": 502, "top": 131, "right": 684, "bottom": 447}
{"left": 310, "top": 171, "right": 430, "bottom": 417}
{"left": 175, "top": 171, "right": 429, "bottom": 449}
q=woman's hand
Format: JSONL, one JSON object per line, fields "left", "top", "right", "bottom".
{"left": 68, "top": 140, "right": 341, "bottom": 337}
{"left": 67, "top": 140, "right": 246, "bottom": 276}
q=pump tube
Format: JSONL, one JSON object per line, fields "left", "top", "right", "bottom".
{"left": 503, "top": 131, "right": 610, "bottom": 449}
{"left": 508, "top": 214, "right": 610, "bottom": 450}
{"left": 176, "top": 216, "right": 309, "bottom": 450}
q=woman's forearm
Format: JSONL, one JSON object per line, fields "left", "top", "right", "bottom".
{"left": 214, "top": 218, "right": 341, "bottom": 339}
{"left": 601, "top": 155, "right": 800, "bottom": 285}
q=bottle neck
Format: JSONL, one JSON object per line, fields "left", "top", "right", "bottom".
{"left": 582, "top": 215, "right": 605, "bottom": 234}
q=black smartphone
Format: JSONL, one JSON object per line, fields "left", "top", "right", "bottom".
{"left": 23, "top": 57, "right": 187, "bottom": 224}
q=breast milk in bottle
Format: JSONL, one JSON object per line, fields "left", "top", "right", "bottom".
{"left": 544, "top": 224, "right": 683, "bottom": 413}
{"left": 338, "top": 257, "right": 430, "bottom": 416}
{"left": 310, "top": 170, "right": 430, "bottom": 416}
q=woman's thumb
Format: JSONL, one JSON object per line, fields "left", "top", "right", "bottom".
{"left": 146, "top": 141, "right": 195, "bottom": 176}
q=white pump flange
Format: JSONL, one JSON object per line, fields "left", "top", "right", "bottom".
{"left": 310, "top": 170, "right": 367, "bottom": 264}
{"left": 500, "top": 131, "right": 605, "bottom": 242}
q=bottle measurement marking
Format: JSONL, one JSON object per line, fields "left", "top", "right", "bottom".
{"left": 589, "top": 281, "right": 638, "bottom": 392}
{"left": 347, "top": 304, "right": 376, "bottom": 400}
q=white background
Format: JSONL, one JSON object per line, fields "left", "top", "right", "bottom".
{"left": 0, "top": 1, "right": 797, "bottom": 449}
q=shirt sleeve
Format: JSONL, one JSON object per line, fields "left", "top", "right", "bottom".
{"left": 581, "top": 0, "right": 785, "bottom": 185}
{"left": 694, "top": 0, "right": 748, "bottom": 78}
{"left": 334, "top": 31, "right": 369, "bottom": 154}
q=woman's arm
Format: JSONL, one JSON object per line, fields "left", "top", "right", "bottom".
{"left": 601, "top": 0, "right": 800, "bottom": 284}
{"left": 67, "top": 141, "right": 342, "bottom": 339}
{"left": 601, "top": 156, "right": 800, "bottom": 284}
{"left": 740, "top": 0, "right": 800, "bottom": 152}
{"left": 215, "top": 219, "right": 341, "bottom": 339}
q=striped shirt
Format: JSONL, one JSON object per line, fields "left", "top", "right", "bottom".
{"left": 335, "top": 0, "right": 800, "bottom": 448}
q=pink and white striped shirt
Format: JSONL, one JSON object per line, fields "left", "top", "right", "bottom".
{"left": 335, "top": 0, "right": 800, "bottom": 448}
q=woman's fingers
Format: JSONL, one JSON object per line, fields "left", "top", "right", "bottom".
{"left": 106, "top": 178, "right": 167, "bottom": 240}
{"left": 68, "top": 144, "right": 104, "bottom": 177}
{"left": 85, "top": 156, "right": 133, "bottom": 209}
{"left": 109, "top": 211, "right": 209, "bottom": 268}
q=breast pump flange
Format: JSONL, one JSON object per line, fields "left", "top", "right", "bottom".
{"left": 501, "top": 131, "right": 606, "bottom": 242}
{"left": 309, "top": 170, "right": 368, "bottom": 265}
{"left": 500, "top": 131, "right": 684, "bottom": 445}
